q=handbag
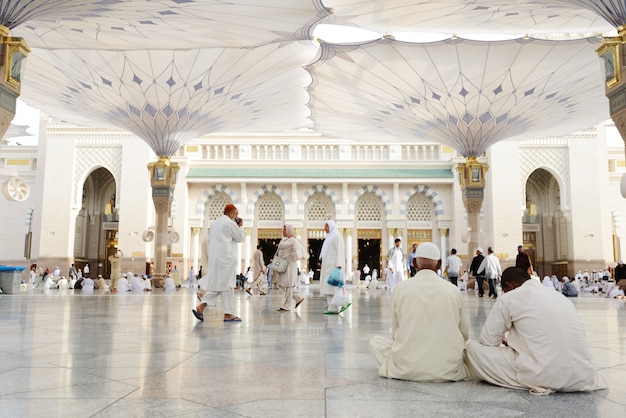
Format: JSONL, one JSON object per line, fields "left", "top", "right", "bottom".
{"left": 271, "top": 256, "right": 289, "bottom": 273}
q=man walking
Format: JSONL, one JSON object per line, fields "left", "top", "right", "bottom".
{"left": 407, "top": 243, "right": 418, "bottom": 277}
{"left": 193, "top": 203, "right": 245, "bottom": 322}
{"left": 386, "top": 238, "right": 405, "bottom": 291}
{"left": 469, "top": 248, "right": 485, "bottom": 296}
{"left": 444, "top": 248, "right": 462, "bottom": 287}
{"left": 477, "top": 247, "right": 502, "bottom": 299}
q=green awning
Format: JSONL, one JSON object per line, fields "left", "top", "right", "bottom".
{"left": 187, "top": 167, "right": 453, "bottom": 179}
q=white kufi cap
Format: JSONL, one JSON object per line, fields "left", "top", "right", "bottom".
{"left": 415, "top": 242, "right": 441, "bottom": 261}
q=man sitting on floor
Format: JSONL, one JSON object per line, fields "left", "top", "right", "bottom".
{"left": 369, "top": 242, "right": 469, "bottom": 382}
{"left": 466, "top": 267, "right": 607, "bottom": 395}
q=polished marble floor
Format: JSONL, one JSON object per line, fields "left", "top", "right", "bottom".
{"left": 0, "top": 283, "right": 625, "bottom": 418}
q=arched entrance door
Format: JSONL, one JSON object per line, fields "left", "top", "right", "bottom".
{"left": 524, "top": 168, "right": 567, "bottom": 277}
{"left": 74, "top": 167, "right": 116, "bottom": 278}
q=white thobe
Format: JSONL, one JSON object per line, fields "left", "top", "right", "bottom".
{"left": 369, "top": 269, "right": 469, "bottom": 382}
{"left": 386, "top": 247, "right": 405, "bottom": 290}
{"left": 466, "top": 280, "right": 607, "bottom": 393}
{"left": 201, "top": 214, "right": 245, "bottom": 292}
{"left": 131, "top": 276, "right": 145, "bottom": 292}
{"left": 320, "top": 233, "right": 345, "bottom": 297}
{"left": 57, "top": 278, "right": 69, "bottom": 290}
{"left": 117, "top": 277, "right": 130, "bottom": 291}
{"left": 82, "top": 278, "right": 94, "bottom": 291}
{"left": 44, "top": 276, "right": 56, "bottom": 289}
{"left": 164, "top": 277, "right": 176, "bottom": 292}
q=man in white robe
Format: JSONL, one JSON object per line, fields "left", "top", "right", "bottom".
{"left": 116, "top": 273, "right": 130, "bottom": 292}
{"left": 369, "top": 242, "right": 469, "bottom": 382}
{"left": 57, "top": 276, "right": 69, "bottom": 290}
{"left": 81, "top": 276, "right": 94, "bottom": 292}
{"left": 131, "top": 273, "right": 146, "bottom": 292}
{"left": 44, "top": 274, "right": 57, "bottom": 290}
{"left": 386, "top": 238, "right": 405, "bottom": 291}
{"left": 466, "top": 267, "right": 607, "bottom": 394}
{"left": 28, "top": 267, "right": 36, "bottom": 288}
{"left": 163, "top": 275, "right": 176, "bottom": 292}
{"left": 194, "top": 204, "right": 245, "bottom": 322}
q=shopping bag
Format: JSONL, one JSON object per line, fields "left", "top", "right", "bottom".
{"left": 331, "top": 287, "right": 350, "bottom": 307}
{"left": 327, "top": 267, "right": 345, "bottom": 287}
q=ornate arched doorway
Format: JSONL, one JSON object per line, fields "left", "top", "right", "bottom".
{"left": 524, "top": 168, "right": 568, "bottom": 277}
{"left": 74, "top": 167, "right": 116, "bottom": 278}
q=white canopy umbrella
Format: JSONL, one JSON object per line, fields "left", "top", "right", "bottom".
{"left": 306, "top": 36, "right": 608, "bottom": 157}
{"left": 6, "top": 0, "right": 330, "bottom": 48}
{"left": 322, "top": 0, "right": 614, "bottom": 35}
{"left": 21, "top": 42, "right": 317, "bottom": 156}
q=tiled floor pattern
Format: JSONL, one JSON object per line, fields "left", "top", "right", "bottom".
{"left": 0, "top": 284, "right": 624, "bottom": 417}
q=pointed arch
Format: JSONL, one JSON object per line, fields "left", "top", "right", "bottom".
{"left": 348, "top": 185, "right": 391, "bottom": 216}
{"left": 400, "top": 185, "right": 443, "bottom": 217}
{"left": 298, "top": 184, "right": 340, "bottom": 215}
{"left": 195, "top": 184, "right": 238, "bottom": 219}
{"left": 247, "top": 184, "right": 288, "bottom": 216}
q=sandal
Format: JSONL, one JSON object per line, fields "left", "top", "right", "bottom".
{"left": 295, "top": 298, "right": 304, "bottom": 308}
{"left": 224, "top": 316, "right": 242, "bottom": 322}
{"left": 260, "top": 292, "right": 267, "bottom": 295}
{"left": 339, "top": 303, "right": 352, "bottom": 313}
{"left": 192, "top": 309, "right": 204, "bottom": 321}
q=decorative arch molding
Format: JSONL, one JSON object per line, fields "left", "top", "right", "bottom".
{"left": 74, "top": 146, "right": 121, "bottom": 208}
{"left": 195, "top": 184, "right": 238, "bottom": 218}
{"left": 520, "top": 147, "right": 570, "bottom": 211}
{"left": 298, "top": 184, "right": 341, "bottom": 215}
{"left": 400, "top": 185, "right": 443, "bottom": 217}
{"left": 247, "top": 184, "right": 288, "bottom": 216}
{"left": 348, "top": 185, "right": 391, "bottom": 216}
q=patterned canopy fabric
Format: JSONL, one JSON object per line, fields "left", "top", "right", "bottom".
{"left": 306, "top": 37, "right": 607, "bottom": 157}
{"left": 1, "top": 0, "right": 622, "bottom": 156}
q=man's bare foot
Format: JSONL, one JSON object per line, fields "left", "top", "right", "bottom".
{"left": 196, "top": 303, "right": 207, "bottom": 315}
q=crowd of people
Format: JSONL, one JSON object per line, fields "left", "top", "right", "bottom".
{"left": 25, "top": 262, "right": 174, "bottom": 294}
{"left": 14, "top": 202, "right": 617, "bottom": 397}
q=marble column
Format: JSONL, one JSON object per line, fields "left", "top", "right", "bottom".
{"left": 456, "top": 157, "right": 489, "bottom": 258}
{"left": 597, "top": 35, "right": 626, "bottom": 199}
{"left": 147, "top": 156, "right": 180, "bottom": 287}
{"left": 192, "top": 227, "right": 200, "bottom": 272}
{"left": 244, "top": 227, "right": 252, "bottom": 271}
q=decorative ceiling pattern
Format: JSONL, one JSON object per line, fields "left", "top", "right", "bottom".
{"left": 6, "top": 0, "right": 329, "bottom": 48}
{"left": 323, "top": 0, "right": 614, "bottom": 35}
{"left": 21, "top": 42, "right": 317, "bottom": 156}
{"left": 3, "top": 0, "right": 625, "bottom": 157}
{"left": 306, "top": 37, "right": 607, "bottom": 157}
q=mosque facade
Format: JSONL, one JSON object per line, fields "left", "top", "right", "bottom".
{"left": 1, "top": 120, "right": 624, "bottom": 281}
